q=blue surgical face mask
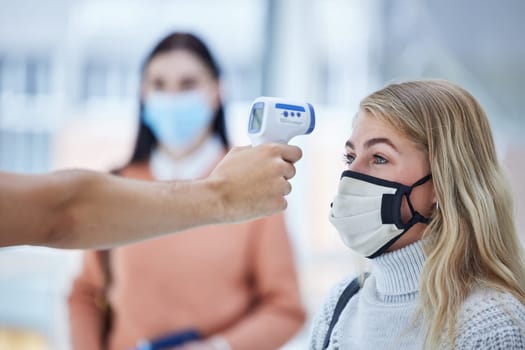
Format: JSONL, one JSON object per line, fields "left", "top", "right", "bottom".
{"left": 143, "top": 91, "right": 214, "bottom": 148}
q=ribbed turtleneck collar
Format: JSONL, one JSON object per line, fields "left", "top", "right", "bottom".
{"left": 371, "top": 240, "right": 426, "bottom": 297}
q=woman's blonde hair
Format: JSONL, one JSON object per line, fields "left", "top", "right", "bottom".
{"left": 360, "top": 80, "right": 525, "bottom": 348}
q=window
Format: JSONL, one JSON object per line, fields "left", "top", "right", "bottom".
{"left": 25, "top": 56, "right": 51, "bottom": 96}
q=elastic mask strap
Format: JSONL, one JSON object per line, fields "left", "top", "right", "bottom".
{"left": 369, "top": 174, "right": 432, "bottom": 259}
{"left": 404, "top": 174, "right": 432, "bottom": 229}
{"left": 411, "top": 174, "right": 432, "bottom": 188}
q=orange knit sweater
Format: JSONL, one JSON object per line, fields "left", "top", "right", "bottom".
{"left": 68, "top": 163, "right": 306, "bottom": 350}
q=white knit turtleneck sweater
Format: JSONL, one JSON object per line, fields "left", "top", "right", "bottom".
{"left": 310, "top": 241, "right": 525, "bottom": 349}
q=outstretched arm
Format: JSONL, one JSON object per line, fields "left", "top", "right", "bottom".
{"left": 0, "top": 143, "right": 302, "bottom": 249}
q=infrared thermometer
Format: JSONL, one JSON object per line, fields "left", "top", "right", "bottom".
{"left": 248, "top": 97, "right": 315, "bottom": 145}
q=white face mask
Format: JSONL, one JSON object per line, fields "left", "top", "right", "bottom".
{"left": 329, "top": 170, "right": 432, "bottom": 258}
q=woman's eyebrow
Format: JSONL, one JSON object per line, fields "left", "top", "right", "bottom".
{"left": 345, "top": 138, "right": 399, "bottom": 152}
{"left": 365, "top": 137, "right": 399, "bottom": 152}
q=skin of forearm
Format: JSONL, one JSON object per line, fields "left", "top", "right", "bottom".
{"left": 47, "top": 170, "right": 225, "bottom": 249}
{"left": 0, "top": 144, "right": 300, "bottom": 249}
{"left": 0, "top": 171, "right": 75, "bottom": 248}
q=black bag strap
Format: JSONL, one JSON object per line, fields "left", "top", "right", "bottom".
{"left": 322, "top": 273, "right": 369, "bottom": 349}
{"left": 96, "top": 249, "right": 113, "bottom": 350}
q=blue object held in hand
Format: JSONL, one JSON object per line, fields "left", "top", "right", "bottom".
{"left": 135, "top": 329, "right": 201, "bottom": 350}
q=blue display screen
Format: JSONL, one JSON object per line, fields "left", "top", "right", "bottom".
{"left": 249, "top": 102, "right": 264, "bottom": 133}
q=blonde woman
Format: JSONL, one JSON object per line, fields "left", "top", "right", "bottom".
{"left": 311, "top": 80, "right": 525, "bottom": 349}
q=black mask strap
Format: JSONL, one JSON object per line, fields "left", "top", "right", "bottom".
{"left": 370, "top": 174, "right": 432, "bottom": 259}
{"left": 404, "top": 174, "right": 433, "bottom": 229}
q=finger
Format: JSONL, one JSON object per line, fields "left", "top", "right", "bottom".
{"left": 276, "top": 196, "right": 288, "bottom": 211}
{"left": 282, "top": 179, "right": 292, "bottom": 195}
{"left": 279, "top": 144, "right": 303, "bottom": 163}
{"left": 281, "top": 163, "right": 296, "bottom": 180}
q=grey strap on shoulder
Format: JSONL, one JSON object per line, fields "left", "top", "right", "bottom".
{"left": 322, "top": 273, "right": 369, "bottom": 349}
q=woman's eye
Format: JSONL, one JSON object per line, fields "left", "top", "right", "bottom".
{"left": 152, "top": 79, "right": 165, "bottom": 91}
{"left": 343, "top": 153, "right": 355, "bottom": 165}
{"left": 179, "top": 78, "right": 198, "bottom": 91}
{"left": 373, "top": 155, "right": 388, "bottom": 164}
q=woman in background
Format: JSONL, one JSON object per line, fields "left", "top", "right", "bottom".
{"left": 69, "top": 32, "right": 305, "bottom": 350}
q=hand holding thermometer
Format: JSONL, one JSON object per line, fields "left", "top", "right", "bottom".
{"left": 248, "top": 97, "right": 315, "bottom": 145}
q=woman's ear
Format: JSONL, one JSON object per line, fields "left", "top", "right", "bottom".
{"left": 211, "top": 80, "right": 223, "bottom": 110}
{"left": 140, "top": 80, "right": 148, "bottom": 102}
{"left": 425, "top": 177, "right": 437, "bottom": 212}
{"left": 431, "top": 183, "right": 438, "bottom": 213}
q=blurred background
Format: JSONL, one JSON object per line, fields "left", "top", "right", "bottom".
{"left": 0, "top": 0, "right": 524, "bottom": 349}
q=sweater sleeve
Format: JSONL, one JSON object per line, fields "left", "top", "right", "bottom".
{"left": 218, "top": 214, "right": 306, "bottom": 350}
{"left": 470, "top": 327, "right": 525, "bottom": 350}
{"left": 68, "top": 251, "right": 107, "bottom": 350}
{"left": 455, "top": 290, "right": 525, "bottom": 350}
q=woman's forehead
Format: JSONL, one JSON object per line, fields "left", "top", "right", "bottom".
{"left": 350, "top": 111, "right": 402, "bottom": 139}
{"left": 347, "top": 111, "right": 421, "bottom": 151}
{"left": 146, "top": 50, "right": 210, "bottom": 77}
